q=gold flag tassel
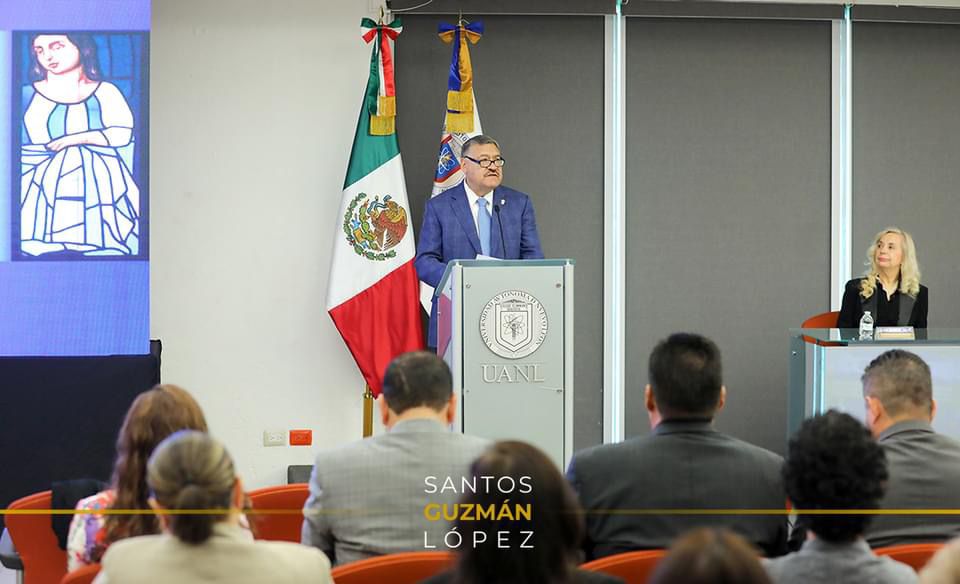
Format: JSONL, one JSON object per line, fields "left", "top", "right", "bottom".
{"left": 445, "top": 111, "right": 473, "bottom": 133}
{"left": 378, "top": 95, "right": 396, "bottom": 116}
{"left": 364, "top": 16, "right": 402, "bottom": 136}
{"left": 440, "top": 21, "right": 482, "bottom": 134}
{"left": 446, "top": 89, "right": 473, "bottom": 113}
{"left": 362, "top": 385, "right": 375, "bottom": 437}
{"left": 369, "top": 115, "right": 395, "bottom": 136}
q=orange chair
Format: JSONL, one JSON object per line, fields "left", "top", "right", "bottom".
{"left": 801, "top": 310, "right": 841, "bottom": 346}
{"left": 246, "top": 484, "right": 309, "bottom": 543}
{"left": 330, "top": 551, "right": 455, "bottom": 584}
{"left": 580, "top": 549, "right": 668, "bottom": 584}
{"left": 802, "top": 311, "right": 840, "bottom": 329}
{"left": 59, "top": 564, "right": 100, "bottom": 584}
{"left": 874, "top": 543, "right": 943, "bottom": 572}
{"left": 5, "top": 491, "right": 67, "bottom": 584}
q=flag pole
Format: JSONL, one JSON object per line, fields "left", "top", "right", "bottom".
{"left": 362, "top": 385, "right": 374, "bottom": 437}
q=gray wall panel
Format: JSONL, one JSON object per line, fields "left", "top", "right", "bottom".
{"left": 624, "top": 19, "right": 832, "bottom": 453}
{"left": 395, "top": 16, "right": 606, "bottom": 450}
{"left": 852, "top": 23, "right": 960, "bottom": 328}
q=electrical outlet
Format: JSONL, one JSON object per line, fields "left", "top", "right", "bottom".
{"left": 290, "top": 429, "right": 312, "bottom": 446}
{"left": 262, "top": 430, "right": 286, "bottom": 447}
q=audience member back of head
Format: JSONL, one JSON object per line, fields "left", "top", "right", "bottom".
{"left": 861, "top": 349, "right": 960, "bottom": 548}
{"left": 423, "top": 440, "right": 623, "bottom": 584}
{"left": 919, "top": 538, "right": 960, "bottom": 584}
{"left": 94, "top": 431, "right": 333, "bottom": 584}
{"left": 650, "top": 528, "right": 772, "bottom": 584}
{"left": 301, "top": 350, "right": 489, "bottom": 565}
{"left": 66, "top": 384, "right": 208, "bottom": 571}
{"left": 763, "top": 410, "right": 917, "bottom": 584}
{"left": 566, "top": 332, "right": 788, "bottom": 559}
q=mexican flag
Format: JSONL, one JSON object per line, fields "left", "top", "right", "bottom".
{"left": 327, "top": 17, "right": 423, "bottom": 395}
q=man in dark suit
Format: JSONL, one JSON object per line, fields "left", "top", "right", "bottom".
{"left": 862, "top": 349, "right": 960, "bottom": 547}
{"left": 414, "top": 135, "right": 544, "bottom": 349}
{"left": 566, "top": 333, "right": 788, "bottom": 559}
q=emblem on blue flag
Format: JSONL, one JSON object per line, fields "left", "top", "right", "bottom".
{"left": 435, "top": 137, "right": 461, "bottom": 182}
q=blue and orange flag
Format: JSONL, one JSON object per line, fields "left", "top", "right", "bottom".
{"left": 420, "top": 20, "right": 486, "bottom": 311}
{"left": 438, "top": 20, "right": 483, "bottom": 133}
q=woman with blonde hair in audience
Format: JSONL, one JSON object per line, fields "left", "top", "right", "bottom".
{"left": 94, "top": 430, "right": 332, "bottom": 584}
{"left": 649, "top": 528, "right": 771, "bottom": 584}
{"left": 423, "top": 440, "right": 623, "bottom": 584}
{"left": 67, "top": 384, "right": 208, "bottom": 570}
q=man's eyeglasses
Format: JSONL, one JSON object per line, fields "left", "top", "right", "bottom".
{"left": 463, "top": 155, "right": 506, "bottom": 169}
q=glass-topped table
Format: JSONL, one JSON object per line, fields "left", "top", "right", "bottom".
{"left": 788, "top": 329, "right": 960, "bottom": 444}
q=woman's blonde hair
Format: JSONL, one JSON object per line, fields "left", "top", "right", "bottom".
{"left": 147, "top": 430, "right": 235, "bottom": 545}
{"left": 860, "top": 227, "right": 921, "bottom": 299}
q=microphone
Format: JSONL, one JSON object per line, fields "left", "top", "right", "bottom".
{"left": 493, "top": 200, "right": 507, "bottom": 259}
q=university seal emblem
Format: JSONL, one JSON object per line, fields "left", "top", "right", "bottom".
{"left": 479, "top": 290, "right": 548, "bottom": 360}
{"left": 343, "top": 193, "right": 408, "bottom": 261}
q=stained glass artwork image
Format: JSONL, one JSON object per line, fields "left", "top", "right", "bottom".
{"left": 20, "top": 33, "right": 140, "bottom": 257}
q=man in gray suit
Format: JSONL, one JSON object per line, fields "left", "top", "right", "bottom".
{"left": 301, "top": 351, "right": 488, "bottom": 565}
{"left": 862, "top": 349, "right": 960, "bottom": 547}
{"left": 566, "top": 333, "right": 788, "bottom": 559}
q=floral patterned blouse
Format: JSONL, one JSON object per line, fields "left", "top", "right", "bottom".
{"left": 66, "top": 489, "right": 115, "bottom": 571}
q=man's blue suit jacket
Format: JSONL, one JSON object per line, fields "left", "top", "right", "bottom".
{"left": 415, "top": 182, "right": 544, "bottom": 347}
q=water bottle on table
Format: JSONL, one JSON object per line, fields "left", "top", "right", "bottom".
{"left": 859, "top": 310, "right": 874, "bottom": 339}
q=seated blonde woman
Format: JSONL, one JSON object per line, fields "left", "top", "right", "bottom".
{"left": 94, "top": 431, "right": 332, "bottom": 584}
{"left": 837, "top": 227, "right": 927, "bottom": 329}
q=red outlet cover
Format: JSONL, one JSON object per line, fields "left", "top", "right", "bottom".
{"left": 289, "top": 429, "right": 312, "bottom": 446}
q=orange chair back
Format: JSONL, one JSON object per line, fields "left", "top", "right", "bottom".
{"left": 801, "top": 311, "right": 841, "bottom": 347}
{"left": 60, "top": 564, "right": 101, "bottom": 584}
{"left": 875, "top": 543, "right": 943, "bottom": 572}
{"left": 330, "top": 551, "right": 455, "bottom": 584}
{"left": 580, "top": 549, "right": 668, "bottom": 584}
{"left": 5, "top": 491, "right": 67, "bottom": 584}
{"left": 246, "top": 484, "right": 309, "bottom": 543}
{"left": 802, "top": 311, "right": 840, "bottom": 329}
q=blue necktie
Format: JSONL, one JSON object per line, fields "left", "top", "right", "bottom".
{"left": 477, "top": 198, "right": 491, "bottom": 256}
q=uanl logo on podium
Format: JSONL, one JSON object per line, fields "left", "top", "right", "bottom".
{"left": 479, "top": 290, "right": 548, "bottom": 360}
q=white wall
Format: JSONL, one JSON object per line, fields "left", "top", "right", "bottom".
{"left": 151, "top": 0, "right": 378, "bottom": 487}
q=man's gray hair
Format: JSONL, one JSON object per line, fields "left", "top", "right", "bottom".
{"left": 462, "top": 134, "right": 501, "bottom": 158}
{"left": 861, "top": 349, "right": 933, "bottom": 416}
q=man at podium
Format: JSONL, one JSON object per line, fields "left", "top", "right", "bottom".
{"left": 415, "top": 135, "right": 544, "bottom": 348}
